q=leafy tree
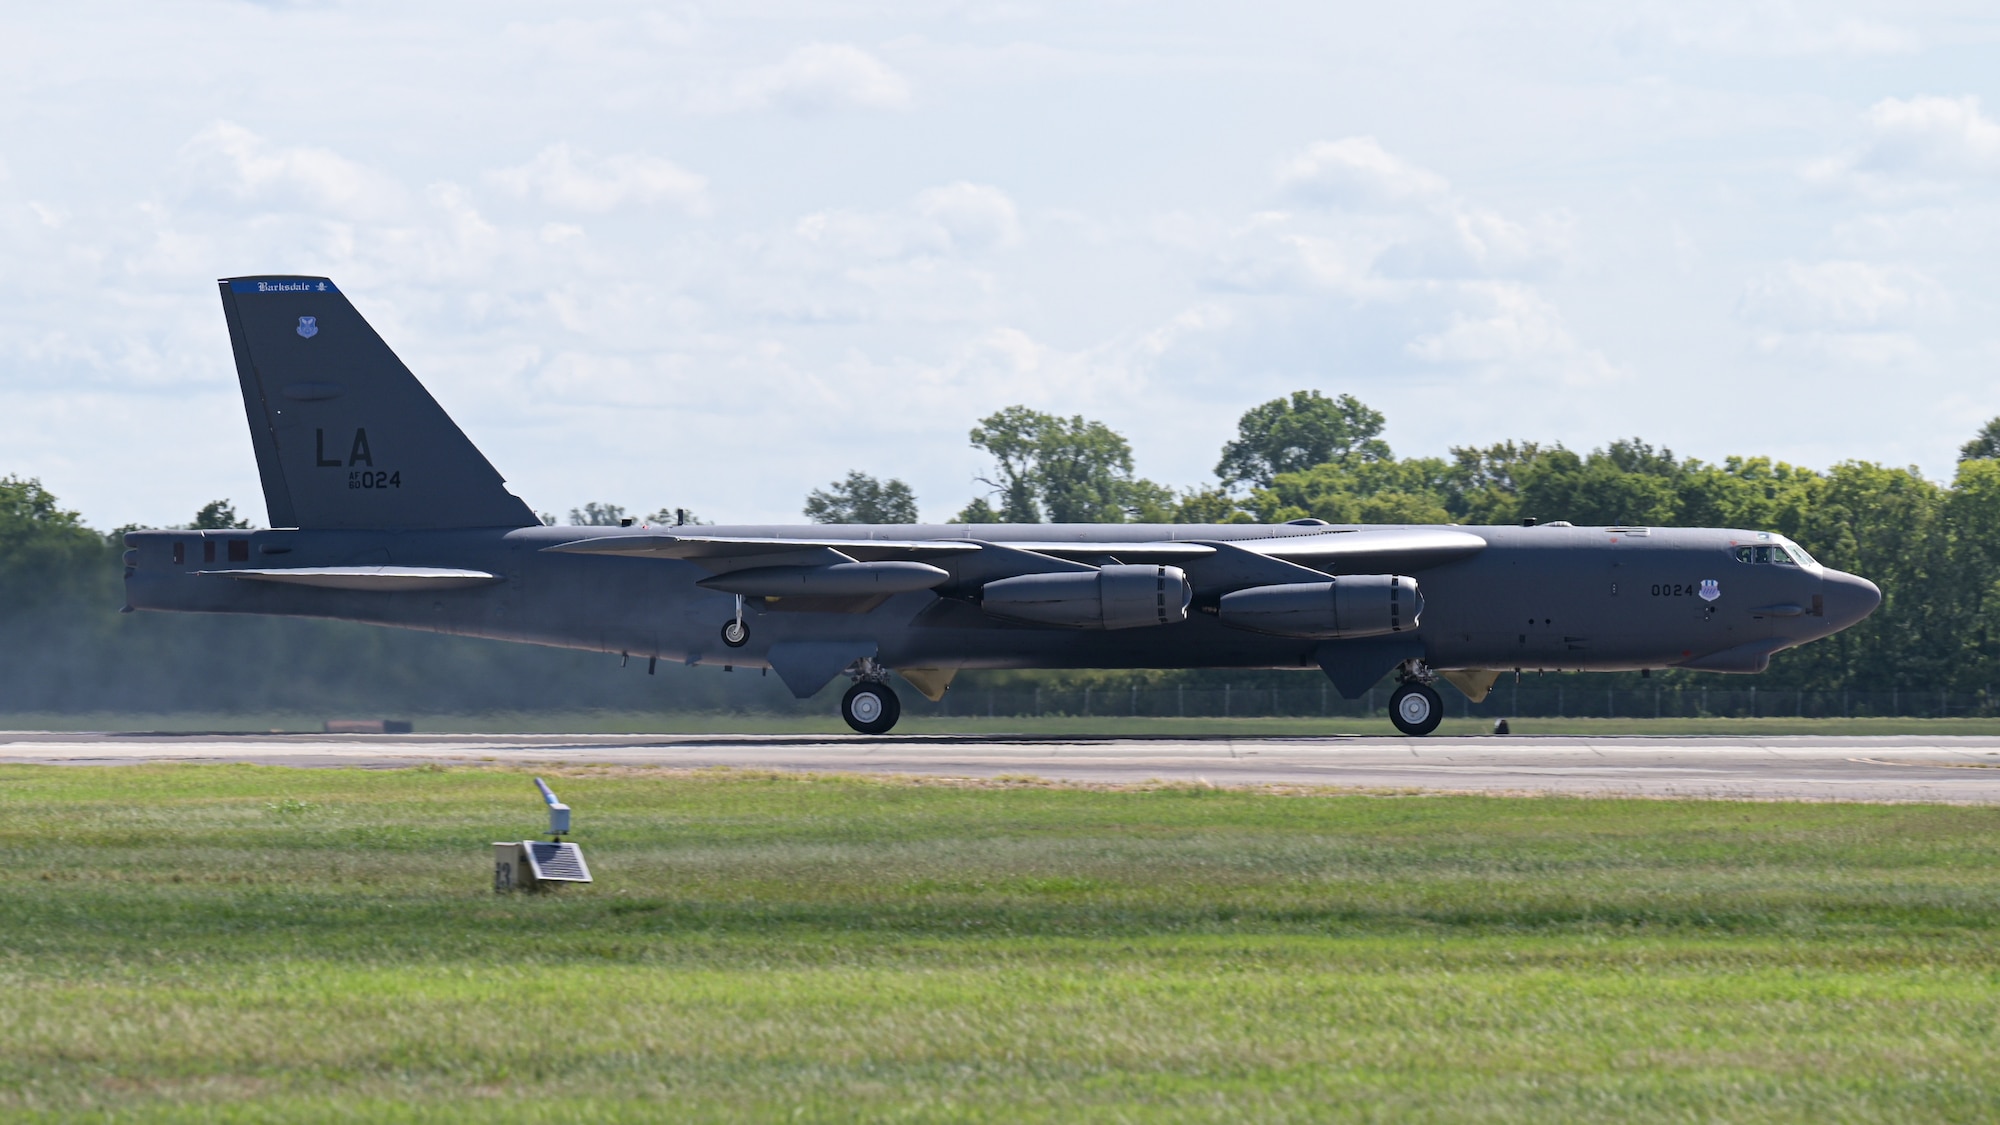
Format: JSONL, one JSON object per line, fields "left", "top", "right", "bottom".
{"left": 0, "top": 476, "right": 106, "bottom": 607}
{"left": 191, "top": 500, "right": 252, "bottom": 530}
{"left": 568, "top": 502, "right": 627, "bottom": 526}
{"left": 1439, "top": 442, "right": 1543, "bottom": 524}
{"left": 1249, "top": 456, "right": 1454, "bottom": 525}
{"left": 1961, "top": 417, "right": 2000, "bottom": 462}
{"left": 965, "top": 407, "right": 1169, "bottom": 523}
{"left": 1794, "top": 461, "right": 1946, "bottom": 690}
{"left": 1515, "top": 446, "right": 1682, "bottom": 527}
{"left": 1034, "top": 414, "right": 1137, "bottom": 522}
{"left": 1167, "top": 486, "right": 1245, "bottom": 524}
{"left": 804, "top": 471, "right": 920, "bottom": 524}
{"left": 954, "top": 497, "right": 1003, "bottom": 524}
{"left": 1944, "top": 459, "right": 2000, "bottom": 674}
{"left": 1215, "top": 391, "right": 1389, "bottom": 490}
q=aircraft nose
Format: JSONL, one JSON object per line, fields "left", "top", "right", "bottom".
{"left": 1821, "top": 570, "right": 1882, "bottom": 629}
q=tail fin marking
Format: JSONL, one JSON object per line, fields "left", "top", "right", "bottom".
{"left": 218, "top": 276, "right": 537, "bottom": 530}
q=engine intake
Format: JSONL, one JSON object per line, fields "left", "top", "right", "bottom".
{"left": 981, "top": 564, "right": 1191, "bottom": 630}
{"left": 1216, "top": 575, "right": 1422, "bottom": 638}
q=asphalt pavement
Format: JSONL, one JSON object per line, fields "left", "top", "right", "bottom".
{"left": 6, "top": 730, "right": 2000, "bottom": 802}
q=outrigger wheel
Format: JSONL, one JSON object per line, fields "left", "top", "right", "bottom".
{"left": 1388, "top": 681, "right": 1443, "bottom": 736}
{"left": 841, "top": 680, "right": 901, "bottom": 735}
{"left": 720, "top": 595, "right": 749, "bottom": 648}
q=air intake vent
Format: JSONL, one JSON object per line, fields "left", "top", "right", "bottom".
{"left": 1605, "top": 526, "right": 1652, "bottom": 536}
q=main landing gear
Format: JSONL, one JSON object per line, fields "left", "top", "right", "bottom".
{"left": 840, "top": 675, "right": 902, "bottom": 735}
{"left": 1388, "top": 660, "right": 1443, "bottom": 737}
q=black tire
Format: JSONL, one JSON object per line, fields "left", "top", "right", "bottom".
{"left": 840, "top": 681, "right": 901, "bottom": 735}
{"left": 720, "top": 619, "right": 749, "bottom": 648}
{"left": 1388, "top": 682, "right": 1443, "bottom": 736}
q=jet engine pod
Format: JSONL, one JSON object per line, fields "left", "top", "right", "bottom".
{"left": 1216, "top": 574, "right": 1422, "bottom": 638}
{"left": 980, "top": 564, "right": 1191, "bottom": 630}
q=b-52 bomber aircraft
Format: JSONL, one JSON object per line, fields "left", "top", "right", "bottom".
{"left": 123, "top": 277, "right": 1883, "bottom": 735}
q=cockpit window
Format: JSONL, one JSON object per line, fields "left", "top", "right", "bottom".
{"left": 1735, "top": 538, "right": 1821, "bottom": 568}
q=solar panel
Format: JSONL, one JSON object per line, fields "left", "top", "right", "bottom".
{"left": 524, "top": 841, "right": 592, "bottom": 883}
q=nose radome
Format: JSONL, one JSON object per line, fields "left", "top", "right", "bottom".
{"left": 1821, "top": 570, "right": 1882, "bottom": 629}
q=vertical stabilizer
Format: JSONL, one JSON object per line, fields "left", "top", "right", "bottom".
{"left": 219, "top": 276, "right": 538, "bottom": 530}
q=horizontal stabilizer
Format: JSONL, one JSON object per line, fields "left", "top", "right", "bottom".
{"left": 199, "top": 566, "right": 501, "bottom": 591}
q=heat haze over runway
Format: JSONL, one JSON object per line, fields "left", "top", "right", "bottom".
{"left": 7, "top": 732, "right": 2000, "bottom": 803}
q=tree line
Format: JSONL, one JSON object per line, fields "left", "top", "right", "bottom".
{"left": 3, "top": 389, "right": 1998, "bottom": 716}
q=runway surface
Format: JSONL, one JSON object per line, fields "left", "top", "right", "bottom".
{"left": 7, "top": 730, "right": 2000, "bottom": 802}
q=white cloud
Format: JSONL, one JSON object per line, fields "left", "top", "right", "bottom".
{"left": 915, "top": 182, "right": 1020, "bottom": 252}
{"left": 491, "top": 145, "right": 709, "bottom": 214}
{"left": 1650, "top": 3, "right": 1918, "bottom": 57}
{"left": 1204, "top": 213, "right": 1383, "bottom": 294}
{"left": 1855, "top": 95, "right": 2000, "bottom": 175}
{"left": 1750, "top": 330, "right": 1926, "bottom": 367}
{"left": 177, "top": 122, "right": 405, "bottom": 220}
{"left": 1807, "top": 96, "right": 2000, "bottom": 198}
{"left": 1276, "top": 137, "right": 1449, "bottom": 208}
{"left": 791, "top": 182, "right": 1021, "bottom": 262}
{"left": 708, "top": 43, "right": 911, "bottom": 114}
{"left": 1261, "top": 138, "right": 1570, "bottom": 283}
{"left": 1407, "top": 283, "right": 1623, "bottom": 385}
{"left": 1742, "top": 260, "right": 1950, "bottom": 331}
{"left": 9, "top": 1, "right": 2000, "bottom": 524}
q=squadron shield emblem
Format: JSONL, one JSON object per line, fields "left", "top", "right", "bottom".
{"left": 1699, "top": 578, "right": 1721, "bottom": 602}
{"left": 296, "top": 316, "right": 318, "bottom": 339}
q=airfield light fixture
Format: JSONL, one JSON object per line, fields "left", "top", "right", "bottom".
{"left": 494, "top": 778, "right": 592, "bottom": 892}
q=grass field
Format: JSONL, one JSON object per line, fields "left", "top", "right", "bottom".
{"left": 1, "top": 765, "right": 1998, "bottom": 1122}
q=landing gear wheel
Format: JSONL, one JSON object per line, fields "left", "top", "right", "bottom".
{"left": 1389, "top": 682, "right": 1443, "bottom": 736}
{"left": 841, "top": 681, "right": 901, "bottom": 735}
{"left": 720, "top": 619, "right": 748, "bottom": 648}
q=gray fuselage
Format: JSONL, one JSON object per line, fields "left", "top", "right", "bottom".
{"left": 123, "top": 520, "right": 1882, "bottom": 684}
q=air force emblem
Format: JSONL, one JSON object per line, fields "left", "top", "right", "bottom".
{"left": 1699, "top": 578, "right": 1721, "bottom": 602}
{"left": 296, "top": 316, "right": 318, "bottom": 339}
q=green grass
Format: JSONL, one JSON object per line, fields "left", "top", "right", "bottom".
{"left": 1, "top": 765, "right": 1998, "bottom": 1121}
{"left": 11, "top": 711, "right": 2000, "bottom": 736}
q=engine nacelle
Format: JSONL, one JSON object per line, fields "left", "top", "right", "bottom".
{"left": 981, "top": 564, "right": 1191, "bottom": 630}
{"left": 1215, "top": 575, "right": 1422, "bottom": 638}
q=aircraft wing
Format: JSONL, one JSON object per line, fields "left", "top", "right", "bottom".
{"left": 544, "top": 534, "right": 985, "bottom": 563}
{"left": 990, "top": 542, "right": 1217, "bottom": 561}
{"left": 539, "top": 528, "right": 1483, "bottom": 595}
{"left": 545, "top": 529, "right": 1481, "bottom": 570}
{"left": 1228, "top": 528, "right": 1488, "bottom": 571}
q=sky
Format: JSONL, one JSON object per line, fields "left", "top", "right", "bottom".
{"left": 3, "top": 1, "right": 1998, "bottom": 528}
